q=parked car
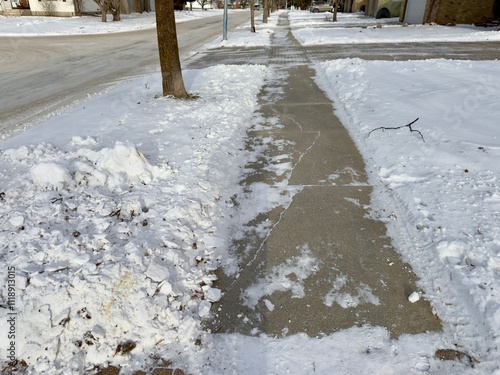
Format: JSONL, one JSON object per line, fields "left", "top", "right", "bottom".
{"left": 309, "top": 1, "right": 332, "bottom": 12}
{"left": 375, "top": 0, "right": 402, "bottom": 18}
{"left": 309, "top": 1, "right": 343, "bottom": 13}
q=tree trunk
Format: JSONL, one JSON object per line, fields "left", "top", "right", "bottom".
{"left": 262, "top": 0, "right": 268, "bottom": 22}
{"left": 250, "top": 0, "right": 255, "bottom": 32}
{"left": 101, "top": 5, "right": 107, "bottom": 21}
{"left": 333, "top": 0, "right": 338, "bottom": 21}
{"left": 155, "top": 0, "right": 190, "bottom": 98}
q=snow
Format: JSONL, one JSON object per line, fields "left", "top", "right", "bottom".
{"left": 242, "top": 245, "right": 320, "bottom": 309}
{"left": 408, "top": 291, "right": 420, "bottom": 304}
{"left": 1, "top": 9, "right": 500, "bottom": 375}
{"left": 289, "top": 11, "right": 500, "bottom": 44}
{"left": 0, "top": 10, "right": 225, "bottom": 36}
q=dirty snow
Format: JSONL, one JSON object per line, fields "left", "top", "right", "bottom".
{"left": 1, "top": 9, "right": 500, "bottom": 375}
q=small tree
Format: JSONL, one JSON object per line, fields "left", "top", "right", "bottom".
{"left": 73, "top": 0, "right": 85, "bottom": 15}
{"left": 196, "top": 0, "right": 210, "bottom": 10}
{"left": 94, "top": 0, "right": 121, "bottom": 21}
{"left": 155, "top": 0, "right": 190, "bottom": 98}
{"left": 107, "top": 0, "right": 121, "bottom": 21}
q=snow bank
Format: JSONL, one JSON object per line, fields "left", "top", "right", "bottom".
{"left": 314, "top": 57, "right": 500, "bottom": 371}
{"left": 0, "top": 64, "right": 268, "bottom": 373}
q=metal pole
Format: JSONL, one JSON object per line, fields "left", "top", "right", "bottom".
{"left": 223, "top": 0, "right": 228, "bottom": 40}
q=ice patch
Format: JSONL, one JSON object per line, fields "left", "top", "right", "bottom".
{"left": 242, "top": 245, "right": 320, "bottom": 309}
{"left": 324, "top": 276, "right": 380, "bottom": 308}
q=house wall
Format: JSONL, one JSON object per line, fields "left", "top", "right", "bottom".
{"left": 29, "top": 0, "right": 137, "bottom": 16}
{"left": 341, "top": 0, "right": 368, "bottom": 13}
{"left": 29, "top": 0, "right": 76, "bottom": 16}
{"left": 424, "top": 0, "right": 495, "bottom": 25}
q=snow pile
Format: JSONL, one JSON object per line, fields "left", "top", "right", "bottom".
{"left": 0, "top": 64, "right": 268, "bottom": 373}
{"left": 26, "top": 142, "right": 159, "bottom": 191}
{"left": 30, "top": 162, "right": 73, "bottom": 190}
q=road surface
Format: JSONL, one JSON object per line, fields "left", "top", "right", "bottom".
{"left": 0, "top": 11, "right": 251, "bottom": 138}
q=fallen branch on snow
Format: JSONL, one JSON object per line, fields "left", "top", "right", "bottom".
{"left": 368, "top": 118, "right": 425, "bottom": 142}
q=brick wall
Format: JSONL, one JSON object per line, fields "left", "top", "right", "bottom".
{"left": 424, "top": 0, "right": 495, "bottom": 24}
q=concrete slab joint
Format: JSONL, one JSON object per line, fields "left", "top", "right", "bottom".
{"left": 205, "top": 13, "right": 441, "bottom": 339}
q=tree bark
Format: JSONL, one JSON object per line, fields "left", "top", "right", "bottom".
{"left": 111, "top": 1, "right": 121, "bottom": 21}
{"left": 250, "top": 0, "right": 255, "bottom": 32}
{"left": 262, "top": 0, "right": 268, "bottom": 22}
{"left": 101, "top": 3, "right": 107, "bottom": 21}
{"left": 155, "top": 0, "right": 190, "bottom": 98}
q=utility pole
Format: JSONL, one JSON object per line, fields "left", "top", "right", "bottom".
{"left": 223, "top": 0, "right": 228, "bottom": 40}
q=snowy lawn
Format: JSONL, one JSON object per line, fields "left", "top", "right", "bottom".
{"left": 289, "top": 11, "right": 500, "bottom": 44}
{"left": 0, "top": 9, "right": 225, "bottom": 36}
{"left": 1, "top": 9, "right": 500, "bottom": 375}
{"left": 314, "top": 58, "right": 500, "bottom": 373}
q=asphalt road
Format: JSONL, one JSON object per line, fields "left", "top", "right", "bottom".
{"left": 0, "top": 11, "right": 251, "bottom": 138}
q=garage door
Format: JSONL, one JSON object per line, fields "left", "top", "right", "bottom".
{"left": 404, "top": 0, "right": 426, "bottom": 23}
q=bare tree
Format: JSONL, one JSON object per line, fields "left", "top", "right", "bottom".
{"left": 94, "top": 0, "right": 121, "bottom": 21}
{"left": 262, "top": 0, "right": 267, "bottom": 22}
{"left": 196, "top": 0, "right": 210, "bottom": 10}
{"left": 135, "top": 0, "right": 152, "bottom": 12}
{"left": 107, "top": 0, "right": 121, "bottom": 21}
{"left": 155, "top": 0, "right": 190, "bottom": 98}
{"left": 73, "top": 0, "right": 85, "bottom": 15}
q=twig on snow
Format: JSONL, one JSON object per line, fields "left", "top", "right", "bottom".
{"left": 368, "top": 118, "right": 425, "bottom": 142}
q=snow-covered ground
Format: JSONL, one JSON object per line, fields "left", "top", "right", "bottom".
{"left": 0, "top": 10, "right": 222, "bottom": 35}
{"left": 290, "top": 11, "right": 500, "bottom": 44}
{"left": 1, "top": 10, "right": 500, "bottom": 375}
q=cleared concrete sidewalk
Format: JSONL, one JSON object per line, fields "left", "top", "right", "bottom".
{"left": 204, "top": 14, "right": 442, "bottom": 338}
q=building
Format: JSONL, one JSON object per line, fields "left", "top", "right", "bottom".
{"left": 401, "top": 0, "right": 499, "bottom": 25}
{"left": 343, "top": 0, "right": 368, "bottom": 12}
{"left": 0, "top": 0, "right": 149, "bottom": 17}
